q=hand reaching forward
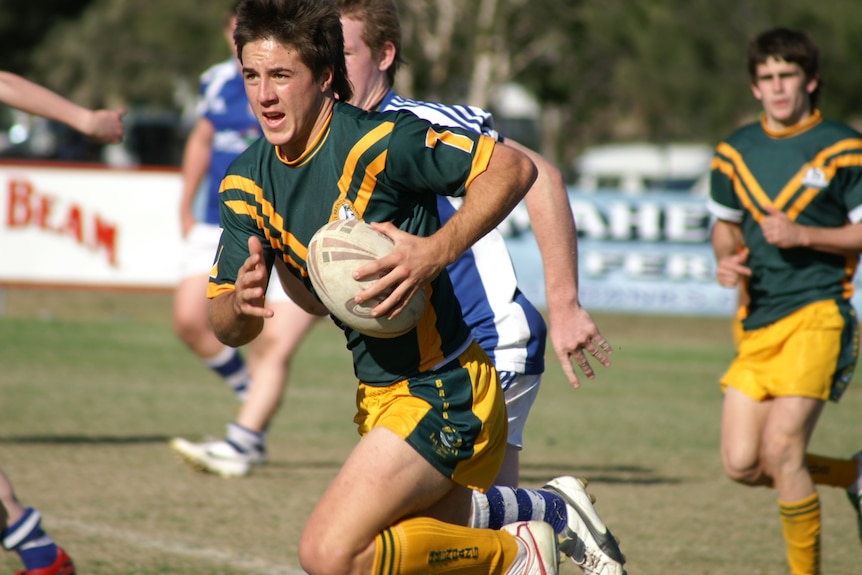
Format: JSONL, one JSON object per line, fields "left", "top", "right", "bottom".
{"left": 549, "top": 305, "right": 612, "bottom": 389}
{"left": 232, "top": 235, "right": 274, "bottom": 319}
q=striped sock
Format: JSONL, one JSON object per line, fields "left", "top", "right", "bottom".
{"left": 204, "top": 346, "right": 251, "bottom": 401}
{"left": 471, "top": 486, "right": 568, "bottom": 534}
{"left": 226, "top": 422, "right": 265, "bottom": 456}
{"left": 1, "top": 508, "right": 59, "bottom": 571}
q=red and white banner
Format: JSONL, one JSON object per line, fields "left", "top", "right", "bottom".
{"left": 0, "top": 161, "right": 183, "bottom": 290}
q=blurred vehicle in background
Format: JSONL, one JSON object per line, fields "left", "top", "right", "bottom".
{"left": 573, "top": 142, "right": 713, "bottom": 195}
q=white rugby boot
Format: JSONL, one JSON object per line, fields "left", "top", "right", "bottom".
{"left": 542, "top": 476, "right": 626, "bottom": 575}
{"left": 502, "top": 520, "right": 559, "bottom": 575}
{"left": 169, "top": 437, "right": 265, "bottom": 478}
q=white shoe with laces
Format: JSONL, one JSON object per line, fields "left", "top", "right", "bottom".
{"left": 542, "top": 476, "right": 626, "bottom": 575}
{"left": 169, "top": 437, "right": 265, "bottom": 477}
{"left": 502, "top": 520, "right": 559, "bottom": 575}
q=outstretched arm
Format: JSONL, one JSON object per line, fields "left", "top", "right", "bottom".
{"left": 209, "top": 236, "right": 274, "bottom": 347}
{"left": 506, "top": 138, "right": 611, "bottom": 388}
{"left": 0, "top": 71, "right": 124, "bottom": 143}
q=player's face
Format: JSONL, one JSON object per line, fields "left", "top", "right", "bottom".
{"left": 241, "top": 38, "right": 333, "bottom": 158}
{"left": 341, "top": 16, "right": 391, "bottom": 111}
{"left": 750, "top": 56, "right": 818, "bottom": 130}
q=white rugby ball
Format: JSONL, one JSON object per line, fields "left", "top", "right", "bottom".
{"left": 307, "top": 219, "right": 426, "bottom": 338}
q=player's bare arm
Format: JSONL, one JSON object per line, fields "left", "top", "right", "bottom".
{"left": 179, "top": 118, "right": 216, "bottom": 237}
{"left": 762, "top": 205, "right": 862, "bottom": 254}
{"left": 509, "top": 138, "right": 612, "bottom": 388}
{"left": 208, "top": 236, "right": 274, "bottom": 347}
{"left": 0, "top": 71, "right": 124, "bottom": 144}
{"left": 353, "top": 142, "right": 536, "bottom": 318}
{"left": 712, "top": 219, "right": 751, "bottom": 288}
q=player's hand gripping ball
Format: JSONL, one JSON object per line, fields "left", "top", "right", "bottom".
{"left": 307, "top": 219, "right": 426, "bottom": 338}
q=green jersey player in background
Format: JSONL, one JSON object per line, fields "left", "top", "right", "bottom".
{"left": 708, "top": 27, "right": 862, "bottom": 575}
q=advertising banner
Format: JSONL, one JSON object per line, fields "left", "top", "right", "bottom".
{"left": 0, "top": 162, "right": 183, "bottom": 289}
{"left": 1, "top": 162, "right": 859, "bottom": 317}
{"left": 502, "top": 191, "right": 862, "bottom": 317}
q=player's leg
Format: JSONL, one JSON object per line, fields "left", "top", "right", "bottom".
{"left": 762, "top": 396, "right": 824, "bottom": 575}
{"left": 300, "top": 343, "right": 558, "bottom": 575}
{"left": 173, "top": 223, "right": 250, "bottom": 400}
{"left": 172, "top": 288, "right": 320, "bottom": 476}
{"left": 720, "top": 387, "right": 773, "bottom": 486}
{"left": 239, "top": 294, "right": 320, "bottom": 435}
{"left": 299, "top": 426, "right": 557, "bottom": 575}
{"left": 0, "top": 469, "right": 74, "bottom": 575}
{"left": 469, "top": 373, "right": 626, "bottom": 573}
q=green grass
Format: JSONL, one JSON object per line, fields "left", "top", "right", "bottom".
{"left": 0, "top": 289, "right": 860, "bottom": 574}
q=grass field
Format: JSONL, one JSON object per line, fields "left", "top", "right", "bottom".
{"left": 1, "top": 288, "right": 860, "bottom": 574}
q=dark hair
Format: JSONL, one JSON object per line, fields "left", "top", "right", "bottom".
{"left": 747, "top": 27, "right": 821, "bottom": 108}
{"left": 336, "top": 0, "right": 405, "bottom": 87}
{"left": 234, "top": 0, "right": 353, "bottom": 101}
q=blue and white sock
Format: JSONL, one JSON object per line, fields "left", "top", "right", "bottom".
{"left": 204, "top": 346, "right": 251, "bottom": 401}
{"left": 470, "top": 486, "right": 568, "bottom": 534}
{"left": 1, "top": 508, "right": 59, "bottom": 571}
{"left": 225, "top": 422, "right": 266, "bottom": 457}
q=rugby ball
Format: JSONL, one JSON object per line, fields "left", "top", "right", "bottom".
{"left": 307, "top": 219, "right": 426, "bottom": 338}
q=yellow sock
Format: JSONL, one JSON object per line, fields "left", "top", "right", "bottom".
{"left": 806, "top": 453, "right": 858, "bottom": 488}
{"left": 779, "top": 493, "right": 821, "bottom": 575}
{"left": 372, "top": 516, "right": 519, "bottom": 575}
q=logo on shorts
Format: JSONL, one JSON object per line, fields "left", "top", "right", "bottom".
{"left": 439, "top": 426, "right": 463, "bottom": 450}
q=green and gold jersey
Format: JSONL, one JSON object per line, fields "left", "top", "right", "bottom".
{"left": 708, "top": 111, "right": 862, "bottom": 330}
{"left": 208, "top": 102, "right": 496, "bottom": 384}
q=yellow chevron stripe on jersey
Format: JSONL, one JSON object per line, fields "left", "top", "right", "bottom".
{"left": 786, "top": 187, "right": 821, "bottom": 221}
{"left": 335, "top": 122, "right": 395, "bottom": 215}
{"left": 352, "top": 150, "right": 388, "bottom": 219}
{"left": 812, "top": 138, "right": 862, "bottom": 168}
{"left": 221, "top": 174, "right": 310, "bottom": 275}
{"left": 713, "top": 141, "right": 861, "bottom": 223}
{"left": 716, "top": 143, "right": 773, "bottom": 222}
{"left": 715, "top": 143, "right": 765, "bottom": 222}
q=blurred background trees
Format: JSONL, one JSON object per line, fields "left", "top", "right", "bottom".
{"left": 1, "top": 0, "right": 860, "bottom": 176}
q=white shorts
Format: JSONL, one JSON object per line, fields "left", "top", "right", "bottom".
{"left": 498, "top": 371, "right": 542, "bottom": 449}
{"left": 179, "top": 223, "right": 290, "bottom": 302}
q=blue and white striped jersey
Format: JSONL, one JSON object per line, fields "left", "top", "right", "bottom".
{"left": 195, "top": 59, "right": 262, "bottom": 225}
{"left": 379, "top": 90, "right": 546, "bottom": 374}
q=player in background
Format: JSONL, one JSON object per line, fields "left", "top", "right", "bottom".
{"left": 708, "top": 27, "right": 862, "bottom": 575}
{"left": 0, "top": 69, "right": 124, "bottom": 575}
{"left": 171, "top": 0, "right": 320, "bottom": 472}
